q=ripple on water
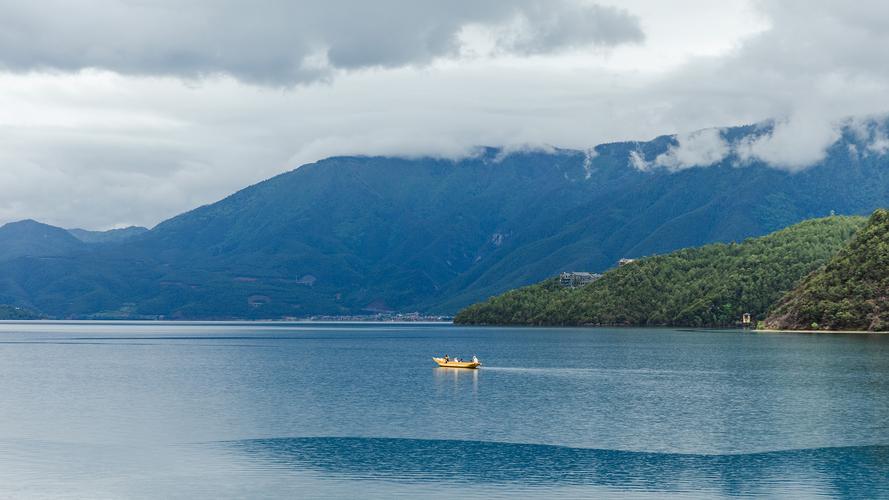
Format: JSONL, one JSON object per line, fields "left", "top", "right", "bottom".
{"left": 219, "top": 436, "right": 889, "bottom": 498}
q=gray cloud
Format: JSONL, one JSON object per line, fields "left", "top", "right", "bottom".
{"left": 491, "top": 2, "right": 644, "bottom": 55}
{"left": 0, "top": 0, "right": 643, "bottom": 85}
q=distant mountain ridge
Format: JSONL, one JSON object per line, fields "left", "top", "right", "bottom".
{"left": 68, "top": 226, "right": 149, "bottom": 244}
{"left": 3, "top": 120, "right": 889, "bottom": 319}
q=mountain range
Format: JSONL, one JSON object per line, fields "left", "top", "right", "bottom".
{"left": 3, "top": 120, "right": 889, "bottom": 319}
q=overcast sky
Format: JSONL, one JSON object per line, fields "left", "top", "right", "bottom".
{"left": 2, "top": 0, "right": 889, "bottom": 229}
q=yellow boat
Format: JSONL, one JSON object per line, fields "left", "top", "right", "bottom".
{"left": 432, "top": 357, "right": 481, "bottom": 369}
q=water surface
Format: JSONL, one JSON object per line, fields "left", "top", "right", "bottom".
{"left": 1, "top": 322, "right": 887, "bottom": 498}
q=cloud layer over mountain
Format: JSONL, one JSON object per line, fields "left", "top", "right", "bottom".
{"left": 1, "top": 1, "right": 889, "bottom": 228}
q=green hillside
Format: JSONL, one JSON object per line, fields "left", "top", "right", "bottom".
{"left": 455, "top": 216, "right": 866, "bottom": 327}
{"left": 765, "top": 209, "right": 889, "bottom": 331}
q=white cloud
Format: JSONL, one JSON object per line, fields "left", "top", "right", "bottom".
{"left": 491, "top": 143, "right": 559, "bottom": 162}
{"left": 654, "top": 128, "right": 729, "bottom": 171}
{"left": 582, "top": 148, "right": 599, "bottom": 179}
{"left": 841, "top": 115, "right": 889, "bottom": 157}
{"left": 733, "top": 115, "right": 842, "bottom": 171}
{"left": 628, "top": 150, "right": 650, "bottom": 171}
{"left": 868, "top": 132, "right": 889, "bottom": 155}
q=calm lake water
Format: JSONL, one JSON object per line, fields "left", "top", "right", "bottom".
{"left": 1, "top": 322, "right": 887, "bottom": 499}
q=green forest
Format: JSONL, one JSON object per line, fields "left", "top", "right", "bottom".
{"left": 766, "top": 209, "right": 889, "bottom": 331}
{"left": 454, "top": 215, "right": 866, "bottom": 327}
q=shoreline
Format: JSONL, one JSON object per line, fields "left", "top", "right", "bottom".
{"left": 457, "top": 323, "right": 889, "bottom": 334}
{"left": 2, "top": 319, "right": 885, "bottom": 334}
{"left": 755, "top": 328, "right": 888, "bottom": 335}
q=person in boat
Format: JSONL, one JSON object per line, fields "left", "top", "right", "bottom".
{"left": 444, "top": 354, "right": 449, "bottom": 363}
{"left": 472, "top": 355, "right": 479, "bottom": 363}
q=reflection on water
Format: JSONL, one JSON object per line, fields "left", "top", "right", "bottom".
{"left": 227, "top": 437, "right": 889, "bottom": 498}
{"left": 433, "top": 366, "right": 479, "bottom": 397}
{"left": 4, "top": 436, "right": 888, "bottom": 499}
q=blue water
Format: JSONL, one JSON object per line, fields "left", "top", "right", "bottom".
{"left": 0, "top": 322, "right": 887, "bottom": 498}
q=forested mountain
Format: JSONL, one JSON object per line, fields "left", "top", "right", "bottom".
{"left": 765, "top": 209, "right": 889, "bottom": 331}
{"left": 2, "top": 120, "right": 889, "bottom": 319}
{"left": 454, "top": 216, "right": 866, "bottom": 327}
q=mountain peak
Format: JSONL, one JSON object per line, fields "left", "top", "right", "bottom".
{"left": 2, "top": 218, "right": 53, "bottom": 229}
{"left": 0, "top": 219, "right": 84, "bottom": 262}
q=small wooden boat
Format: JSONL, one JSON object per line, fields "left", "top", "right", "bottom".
{"left": 433, "top": 357, "right": 481, "bottom": 369}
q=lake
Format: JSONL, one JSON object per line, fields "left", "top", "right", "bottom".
{"left": 1, "top": 322, "right": 887, "bottom": 498}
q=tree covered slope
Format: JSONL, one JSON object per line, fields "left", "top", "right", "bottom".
{"left": 454, "top": 216, "right": 866, "bottom": 327}
{"left": 765, "top": 209, "right": 889, "bottom": 331}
